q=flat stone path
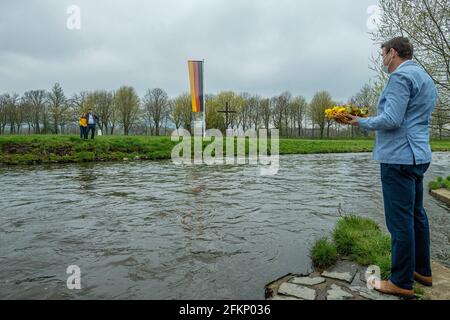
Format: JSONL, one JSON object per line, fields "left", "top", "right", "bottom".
{"left": 419, "top": 261, "right": 450, "bottom": 300}
{"left": 265, "top": 260, "right": 450, "bottom": 300}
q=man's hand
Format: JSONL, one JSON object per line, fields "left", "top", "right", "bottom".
{"left": 348, "top": 114, "right": 361, "bottom": 126}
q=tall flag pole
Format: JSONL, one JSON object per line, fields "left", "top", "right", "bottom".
{"left": 202, "top": 59, "right": 205, "bottom": 138}
{"left": 187, "top": 60, "right": 205, "bottom": 137}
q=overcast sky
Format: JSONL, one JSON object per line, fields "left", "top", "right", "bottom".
{"left": 0, "top": 0, "right": 381, "bottom": 101}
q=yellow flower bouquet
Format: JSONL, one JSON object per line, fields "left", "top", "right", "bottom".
{"left": 325, "top": 105, "right": 369, "bottom": 125}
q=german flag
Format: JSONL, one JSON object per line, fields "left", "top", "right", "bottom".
{"left": 188, "top": 60, "right": 204, "bottom": 113}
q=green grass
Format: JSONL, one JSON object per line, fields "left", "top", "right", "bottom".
{"left": 429, "top": 139, "right": 450, "bottom": 151}
{"left": 310, "top": 237, "right": 338, "bottom": 269}
{"left": 0, "top": 135, "right": 177, "bottom": 165}
{"left": 428, "top": 175, "right": 450, "bottom": 190}
{"left": 332, "top": 215, "right": 392, "bottom": 279}
{"left": 0, "top": 135, "right": 449, "bottom": 165}
{"left": 311, "top": 215, "right": 392, "bottom": 279}
{"left": 279, "top": 138, "right": 374, "bottom": 154}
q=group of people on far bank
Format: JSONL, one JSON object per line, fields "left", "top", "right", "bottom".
{"left": 79, "top": 110, "right": 99, "bottom": 140}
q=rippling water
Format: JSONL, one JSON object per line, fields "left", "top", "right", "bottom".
{"left": 0, "top": 153, "right": 449, "bottom": 299}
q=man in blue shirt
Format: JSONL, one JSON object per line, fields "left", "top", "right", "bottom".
{"left": 349, "top": 37, "right": 438, "bottom": 298}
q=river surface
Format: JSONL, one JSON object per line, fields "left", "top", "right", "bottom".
{"left": 0, "top": 153, "right": 449, "bottom": 299}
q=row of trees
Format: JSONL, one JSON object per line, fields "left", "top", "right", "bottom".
{"left": 0, "top": 84, "right": 170, "bottom": 136}
{"left": 0, "top": 82, "right": 384, "bottom": 139}
{"left": 0, "top": 79, "right": 448, "bottom": 138}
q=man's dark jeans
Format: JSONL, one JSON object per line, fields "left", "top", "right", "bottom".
{"left": 87, "top": 124, "right": 95, "bottom": 139}
{"left": 380, "top": 162, "right": 432, "bottom": 290}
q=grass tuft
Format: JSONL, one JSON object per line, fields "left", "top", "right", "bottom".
{"left": 429, "top": 176, "right": 450, "bottom": 190}
{"left": 310, "top": 237, "right": 338, "bottom": 270}
{"left": 311, "top": 215, "right": 392, "bottom": 279}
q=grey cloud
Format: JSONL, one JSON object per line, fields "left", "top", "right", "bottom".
{"left": 0, "top": 0, "right": 380, "bottom": 101}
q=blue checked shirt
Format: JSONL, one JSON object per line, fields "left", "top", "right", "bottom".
{"left": 359, "top": 60, "right": 438, "bottom": 165}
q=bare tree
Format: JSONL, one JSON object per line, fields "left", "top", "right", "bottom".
{"left": 260, "top": 98, "right": 271, "bottom": 130}
{"left": 115, "top": 86, "right": 140, "bottom": 135}
{"left": 69, "top": 91, "right": 88, "bottom": 118}
{"left": 371, "top": 0, "right": 450, "bottom": 137}
{"left": 0, "top": 94, "right": 8, "bottom": 134}
{"left": 290, "top": 96, "right": 308, "bottom": 137}
{"left": 238, "top": 92, "right": 253, "bottom": 132}
{"left": 110, "top": 93, "right": 119, "bottom": 135}
{"left": 143, "top": 88, "right": 170, "bottom": 136}
{"left": 247, "top": 94, "right": 262, "bottom": 131}
{"left": 23, "top": 90, "right": 47, "bottom": 134}
{"left": 47, "top": 83, "right": 68, "bottom": 134}
{"left": 281, "top": 92, "right": 292, "bottom": 137}
{"left": 172, "top": 93, "right": 192, "bottom": 133}
{"left": 212, "top": 91, "right": 243, "bottom": 132}
{"left": 84, "top": 91, "right": 114, "bottom": 135}
{"left": 349, "top": 83, "right": 380, "bottom": 137}
{"left": 310, "top": 91, "right": 333, "bottom": 139}
{"left": 271, "top": 92, "right": 291, "bottom": 137}
{"left": 204, "top": 94, "right": 225, "bottom": 132}
{"left": 4, "top": 94, "right": 19, "bottom": 134}
{"left": 432, "top": 97, "right": 450, "bottom": 139}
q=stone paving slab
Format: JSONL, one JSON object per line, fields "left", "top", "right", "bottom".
{"left": 420, "top": 261, "right": 450, "bottom": 300}
{"left": 326, "top": 284, "right": 354, "bottom": 300}
{"left": 290, "top": 276, "right": 326, "bottom": 286}
{"left": 350, "top": 271, "right": 367, "bottom": 287}
{"left": 278, "top": 283, "right": 316, "bottom": 300}
{"left": 270, "top": 295, "right": 301, "bottom": 300}
{"left": 321, "top": 271, "right": 354, "bottom": 283}
{"left": 348, "top": 286, "right": 399, "bottom": 300}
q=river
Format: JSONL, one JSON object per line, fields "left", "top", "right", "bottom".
{"left": 0, "top": 152, "right": 449, "bottom": 299}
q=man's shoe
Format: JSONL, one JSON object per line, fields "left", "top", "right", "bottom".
{"left": 414, "top": 272, "right": 432, "bottom": 287}
{"left": 371, "top": 279, "right": 416, "bottom": 299}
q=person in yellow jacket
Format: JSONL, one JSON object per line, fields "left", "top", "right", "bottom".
{"left": 79, "top": 113, "right": 88, "bottom": 139}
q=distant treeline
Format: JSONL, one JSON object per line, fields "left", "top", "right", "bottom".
{"left": 0, "top": 82, "right": 448, "bottom": 139}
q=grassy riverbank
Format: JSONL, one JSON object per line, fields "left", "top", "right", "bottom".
{"left": 310, "top": 215, "right": 431, "bottom": 296}
{"left": 310, "top": 215, "right": 391, "bottom": 279}
{"left": 310, "top": 215, "right": 391, "bottom": 278}
{"left": 0, "top": 135, "right": 449, "bottom": 165}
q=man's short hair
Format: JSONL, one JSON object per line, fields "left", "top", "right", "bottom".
{"left": 381, "top": 37, "right": 414, "bottom": 60}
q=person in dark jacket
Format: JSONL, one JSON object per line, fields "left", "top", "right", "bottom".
{"left": 85, "top": 109, "right": 99, "bottom": 140}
